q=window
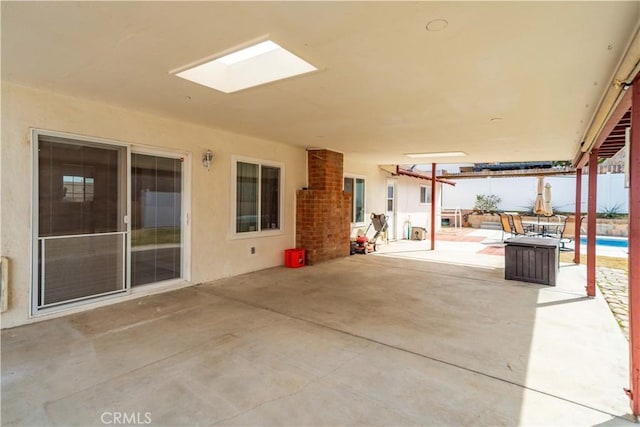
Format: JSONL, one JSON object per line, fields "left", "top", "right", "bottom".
{"left": 234, "top": 159, "right": 282, "bottom": 234}
{"left": 62, "top": 175, "right": 94, "bottom": 202}
{"left": 420, "top": 185, "right": 432, "bottom": 204}
{"left": 344, "top": 176, "right": 365, "bottom": 223}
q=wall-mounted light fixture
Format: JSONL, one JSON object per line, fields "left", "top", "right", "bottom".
{"left": 202, "top": 150, "right": 214, "bottom": 171}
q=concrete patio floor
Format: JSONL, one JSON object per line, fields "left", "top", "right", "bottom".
{"left": 1, "top": 247, "right": 633, "bottom": 426}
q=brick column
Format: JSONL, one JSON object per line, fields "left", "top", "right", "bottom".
{"left": 296, "top": 150, "right": 351, "bottom": 265}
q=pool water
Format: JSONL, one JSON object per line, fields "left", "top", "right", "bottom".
{"left": 579, "top": 236, "right": 628, "bottom": 249}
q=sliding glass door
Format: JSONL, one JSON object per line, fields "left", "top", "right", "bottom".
{"left": 33, "top": 132, "right": 188, "bottom": 314}
{"left": 131, "top": 154, "right": 183, "bottom": 286}
{"left": 35, "top": 135, "right": 127, "bottom": 309}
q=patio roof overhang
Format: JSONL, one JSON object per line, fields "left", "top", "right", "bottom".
{"left": 598, "top": 108, "right": 631, "bottom": 159}
{"left": 395, "top": 166, "right": 456, "bottom": 186}
{"left": 437, "top": 167, "right": 576, "bottom": 180}
{"left": 572, "top": 27, "right": 639, "bottom": 168}
{"left": 573, "top": 87, "right": 632, "bottom": 168}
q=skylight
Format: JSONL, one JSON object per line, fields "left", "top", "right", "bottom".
{"left": 405, "top": 151, "right": 467, "bottom": 158}
{"left": 173, "top": 40, "right": 317, "bottom": 93}
{"left": 216, "top": 40, "right": 280, "bottom": 65}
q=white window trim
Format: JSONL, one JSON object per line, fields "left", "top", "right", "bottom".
{"left": 343, "top": 173, "right": 367, "bottom": 226}
{"left": 231, "top": 155, "right": 285, "bottom": 240}
{"left": 419, "top": 184, "right": 432, "bottom": 206}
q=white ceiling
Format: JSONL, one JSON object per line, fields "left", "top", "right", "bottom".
{"left": 2, "top": 1, "right": 638, "bottom": 165}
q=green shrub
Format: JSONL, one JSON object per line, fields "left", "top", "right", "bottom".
{"left": 474, "top": 194, "right": 501, "bottom": 214}
{"left": 520, "top": 199, "right": 536, "bottom": 215}
{"left": 599, "top": 203, "right": 624, "bottom": 219}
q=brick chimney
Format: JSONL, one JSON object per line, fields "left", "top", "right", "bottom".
{"left": 296, "top": 150, "right": 351, "bottom": 264}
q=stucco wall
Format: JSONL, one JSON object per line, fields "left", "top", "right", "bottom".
{"left": 395, "top": 176, "right": 442, "bottom": 239}
{"left": 340, "top": 162, "right": 443, "bottom": 240}
{"left": 0, "top": 83, "right": 306, "bottom": 328}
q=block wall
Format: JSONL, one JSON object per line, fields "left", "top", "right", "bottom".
{"left": 296, "top": 150, "right": 351, "bottom": 264}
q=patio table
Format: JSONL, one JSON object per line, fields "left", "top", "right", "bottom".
{"left": 522, "top": 220, "right": 561, "bottom": 237}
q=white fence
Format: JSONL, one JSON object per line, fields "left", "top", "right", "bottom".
{"left": 441, "top": 173, "right": 628, "bottom": 213}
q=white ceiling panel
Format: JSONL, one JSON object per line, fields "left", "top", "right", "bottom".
{"left": 2, "top": 1, "right": 638, "bottom": 164}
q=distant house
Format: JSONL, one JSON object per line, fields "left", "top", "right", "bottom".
{"left": 390, "top": 167, "right": 456, "bottom": 240}
{"left": 342, "top": 164, "right": 455, "bottom": 242}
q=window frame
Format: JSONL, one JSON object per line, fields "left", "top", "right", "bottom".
{"left": 62, "top": 173, "right": 95, "bottom": 202}
{"left": 343, "top": 174, "right": 366, "bottom": 225}
{"left": 231, "top": 155, "right": 285, "bottom": 239}
{"left": 419, "top": 185, "right": 432, "bottom": 205}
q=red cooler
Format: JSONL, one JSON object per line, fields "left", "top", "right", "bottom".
{"left": 284, "top": 249, "right": 305, "bottom": 268}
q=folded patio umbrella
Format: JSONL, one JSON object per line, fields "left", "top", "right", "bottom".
{"left": 533, "top": 177, "right": 545, "bottom": 216}
{"left": 544, "top": 183, "right": 553, "bottom": 216}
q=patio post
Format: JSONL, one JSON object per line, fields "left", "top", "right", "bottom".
{"left": 628, "top": 73, "right": 640, "bottom": 417}
{"left": 574, "top": 168, "right": 582, "bottom": 264}
{"left": 586, "top": 149, "right": 598, "bottom": 298}
{"left": 431, "top": 163, "right": 436, "bottom": 251}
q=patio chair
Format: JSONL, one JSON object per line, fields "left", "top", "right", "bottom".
{"left": 548, "top": 215, "right": 584, "bottom": 251}
{"left": 498, "top": 213, "right": 515, "bottom": 241}
{"left": 550, "top": 215, "right": 567, "bottom": 236}
{"left": 510, "top": 214, "right": 540, "bottom": 237}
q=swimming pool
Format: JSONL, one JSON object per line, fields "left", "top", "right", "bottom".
{"left": 579, "top": 236, "right": 628, "bottom": 249}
